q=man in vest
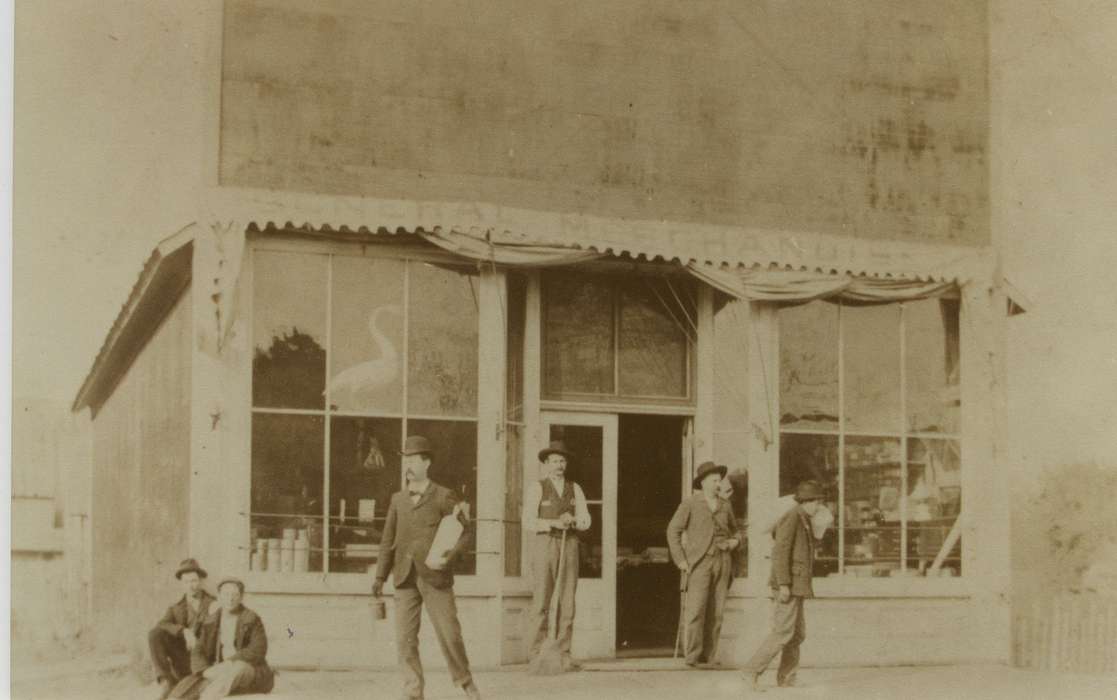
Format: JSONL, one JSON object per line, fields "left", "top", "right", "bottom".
{"left": 523, "top": 441, "right": 592, "bottom": 671}
{"left": 372, "top": 435, "right": 481, "bottom": 700}
{"left": 666, "top": 461, "right": 740, "bottom": 668}
{"left": 742, "top": 479, "right": 825, "bottom": 691}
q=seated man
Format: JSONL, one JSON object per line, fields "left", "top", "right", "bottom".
{"left": 149, "top": 558, "right": 215, "bottom": 699}
{"left": 180, "top": 577, "right": 274, "bottom": 699}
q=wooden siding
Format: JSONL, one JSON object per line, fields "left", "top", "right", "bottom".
{"left": 90, "top": 289, "right": 193, "bottom": 651}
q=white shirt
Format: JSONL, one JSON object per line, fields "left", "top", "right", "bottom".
{"left": 408, "top": 479, "right": 431, "bottom": 504}
{"left": 522, "top": 477, "right": 592, "bottom": 533}
{"left": 219, "top": 609, "right": 239, "bottom": 661}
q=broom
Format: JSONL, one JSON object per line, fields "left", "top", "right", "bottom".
{"left": 530, "top": 528, "right": 568, "bottom": 675}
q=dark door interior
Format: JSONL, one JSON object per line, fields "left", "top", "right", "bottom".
{"left": 616, "top": 414, "right": 685, "bottom": 655}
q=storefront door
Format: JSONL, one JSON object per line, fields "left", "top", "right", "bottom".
{"left": 540, "top": 411, "right": 618, "bottom": 659}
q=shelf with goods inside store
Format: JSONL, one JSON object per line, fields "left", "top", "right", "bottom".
{"left": 246, "top": 500, "right": 384, "bottom": 576}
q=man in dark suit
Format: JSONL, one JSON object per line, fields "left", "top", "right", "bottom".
{"left": 742, "top": 480, "right": 825, "bottom": 690}
{"left": 372, "top": 435, "right": 481, "bottom": 700}
{"left": 666, "top": 461, "right": 741, "bottom": 667}
{"left": 179, "top": 577, "right": 274, "bottom": 699}
{"left": 148, "top": 558, "right": 216, "bottom": 699}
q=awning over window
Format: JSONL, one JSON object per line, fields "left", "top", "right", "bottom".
{"left": 686, "top": 263, "right": 958, "bottom": 305}
{"left": 417, "top": 229, "right": 602, "bottom": 267}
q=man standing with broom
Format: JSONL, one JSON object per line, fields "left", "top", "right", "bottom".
{"left": 523, "top": 441, "right": 592, "bottom": 673}
{"left": 666, "top": 461, "right": 740, "bottom": 668}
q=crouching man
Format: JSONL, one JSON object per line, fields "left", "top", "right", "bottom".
{"left": 181, "top": 577, "right": 274, "bottom": 699}
{"left": 149, "top": 559, "right": 216, "bottom": 699}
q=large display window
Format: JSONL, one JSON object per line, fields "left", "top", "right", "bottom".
{"left": 250, "top": 250, "right": 479, "bottom": 576}
{"left": 778, "top": 298, "right": 962, "bottom": 579}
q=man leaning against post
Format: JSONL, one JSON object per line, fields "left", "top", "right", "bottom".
{"left": 149, "top": 558, "right": 216, "bottom": 700}
{"left": 741, "top": 479, "right": 825, "bottom": 692}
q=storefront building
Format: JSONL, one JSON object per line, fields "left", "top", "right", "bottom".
{"left": 72, "top": 0, "right": 1020, "bottom": 672}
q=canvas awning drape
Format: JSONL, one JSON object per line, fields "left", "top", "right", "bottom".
{"left": 686, "top": 263, "right": 958, "bottom": 305}
{"left": 418, "top": 229, "right": 602, "bottom": 267}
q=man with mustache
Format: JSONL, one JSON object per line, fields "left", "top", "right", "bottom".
{"left": 372, "top": 435, "right": 481, "bottom": 700}
{"left": 523, "top": 441, "right": 592, "bottom": 671}
{"left": 148, "top": 558, "right": 215, "bottom": 699}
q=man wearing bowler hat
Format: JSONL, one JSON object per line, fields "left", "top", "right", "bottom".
{"left": 523, "top": 441, "right": 592, "bottom": 671}
{"left": 372, "top": 435, "right": 481, "bottom": 700}
{"left": 148, "top": 558, "right": 216, "bottom": 699}
{"left": 742, "top": 479, "right": 826, "bottom": 691}
{"left": 667, "top": 462, "right": 741, "bottom": 667}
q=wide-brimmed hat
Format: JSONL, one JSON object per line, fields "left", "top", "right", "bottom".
{"left": 175, "top": 558, "right": 208, "bottom": 580}
{"left": 794, "top": 479, "right": 825, "bottom": 503}
{"left": 400, "top": 435, "right": 433, "bottom": 456}
{"left": 538, "top": 441, "right": 573, "bottom": 463}
{"left": 692, "top": 461, "right": 728, "bottom": 490}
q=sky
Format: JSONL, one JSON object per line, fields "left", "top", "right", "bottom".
{"left": 11, "top": 0, "right": 1117, "bottom": 478}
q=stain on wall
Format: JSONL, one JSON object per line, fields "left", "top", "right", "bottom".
{"left": 220, "top": 0, "right": 989, "bottom": 246}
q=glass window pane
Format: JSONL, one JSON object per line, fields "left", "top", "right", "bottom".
{"left": 504, "top": 424, "right": 523, "bottom": 577}
{"left": 328, "top": 257, "right": 405, "bottom": 414}
{"left": 843, "top": 436, "right": 902, "bottom": 576}
{"left": 779, "top": 433, "right": 839, "bottom": 577}
{"left": 327, "top": 417, "right": 402, "bottom": 574}
{"left": 617, "top": 278, "right": 691, "bottom": 397}
{"left": 779, "top": 302, "right": 839, "bottom": 429}
{"left": 906, "top": 298, "right": 961, "bottom": 434}
{"left": 408, "top": 418, "right": 478, "bottom": 575}
{"left": 407, "top": 263, "right": 479, "bottom": 417}
{"left": 547, "top": 424, "right": 604, "bottom": 502}
{"left": 906, "top": 438, "right": 962, "bottom": 577}
{"left": 252, "top": 252, "right": 328, "bottom": 409}
{"left": 547, "top": 423, "right": 604, "bottom": 580}
{"left": 843, "top": 305, "right": 902, "bottom": 433}
{"left": 250, "top": 413, "right": 325, "bottom": 573}
{"left": 542, "top": 274, "right": 615, "bottom": 396}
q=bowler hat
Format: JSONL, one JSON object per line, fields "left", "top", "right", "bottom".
{"left": 216, "top": 577, "right": 245, "bottom": 594}
{"left": 175, "top": 558, "right": 208, "bottom": 580}
{"left": 692, "top": 461, "right": 728, "bottom": 490}
{"left": 538, "top": 441, "right": 573, "bottom": 463}
{"left": 794, "top": 479, "right": 825, "bottom": 503}
{"left": 400, "top": 435, "right": 433, "bottom": 456}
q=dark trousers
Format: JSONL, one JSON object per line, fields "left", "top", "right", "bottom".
{"left": 682, "top": 549, "right": 732, "bottom": 664}
{"left": 148, "top": 627, "right": 190, "bottom": 684}
{"left": 529, "top": 533, "right": 580, "bottom": 659}
{"left": 742, "top": 595, "right": 806, "bottom": 686}
{"left": 394, "top": 572, "right": 473, "bottom": 699}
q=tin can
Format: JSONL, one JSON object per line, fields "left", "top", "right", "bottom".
{"left": 371, "top": 599, "right": 387, "bottom": 621}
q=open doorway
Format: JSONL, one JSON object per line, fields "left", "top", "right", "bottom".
{"left": 616, "top": 414, "right": 687, "bottom": 656}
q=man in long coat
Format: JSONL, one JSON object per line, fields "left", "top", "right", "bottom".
{"left": 372, "top": 435, "right": 482, "bottom": 700}
{"left": 742, "top": 479, "right": 825, "bottom": 690}
{"left": 180, "top": 577, "right": 274, "bottom": 699}
{"left": 666, "top": 461, "right": 740, "bottom": 667}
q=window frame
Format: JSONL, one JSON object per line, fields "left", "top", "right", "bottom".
{"left": 778, "top": 300, "right": 963, "bottom": 579}
{"left": 539, "top": 269, "right": 698, "bottom": 407}
{"left": 246, "top": 238, "right": 482, "bottom": 582}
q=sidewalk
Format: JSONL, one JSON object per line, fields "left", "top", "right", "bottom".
{"left": 12, "top": 662, "right": 1116, "bottom": 700}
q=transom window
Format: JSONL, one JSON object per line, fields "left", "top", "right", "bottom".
{"left": 779, "top": 297, "right": 962, "bottom": 579}
{"left": 541, "top": 271, "right": 695, "bottom": 402}
{"left": 249, "top": 249, "right": 479, "bottom": 576}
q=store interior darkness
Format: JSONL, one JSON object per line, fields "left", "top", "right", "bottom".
{"left": 616, "top": 414, "right": 686, "bottom": 655}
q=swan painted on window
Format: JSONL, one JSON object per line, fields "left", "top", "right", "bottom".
{"left": 326, "top": 304, "right": 402, "bottom": 408}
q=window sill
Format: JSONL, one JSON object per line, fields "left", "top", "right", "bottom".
{"left": 240, "top": 571, "right": 491, "bottom": 597}
{"left": 731, "top": 576, "right": 970, "bottom": 599}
